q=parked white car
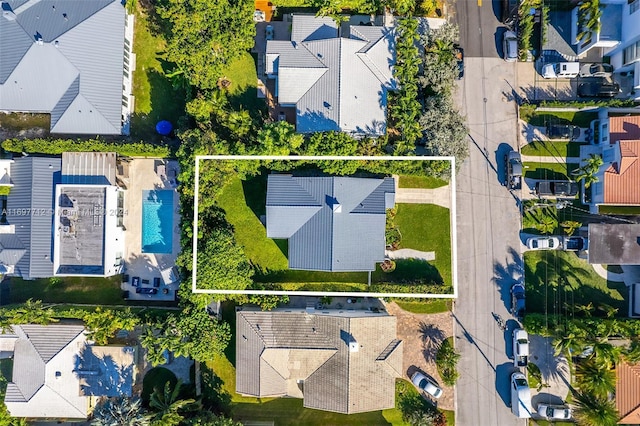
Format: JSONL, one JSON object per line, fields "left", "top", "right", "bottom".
{"left": 537, "top": 403, "right": 572, "bottom": 420}
{"left": 510, "top": 371, "right": 533, "bottom": 418}
{"left": 526, "top": 236, "right": 560, "bottom": 250}
{"left": 411, "top": 371, "right": 443, "bottom": 399}
{"left": 512, "top": 328, "right": 529, "bottom": 367}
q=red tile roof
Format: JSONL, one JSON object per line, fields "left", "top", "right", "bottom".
{"left": 604, "top": 140, "right": 640, "bottom": 205}
{"left": 617, "top": 361, "right": 640, "bottom": 424}
{"left": 610, "top": 115, "right": 640, "bottom": 143}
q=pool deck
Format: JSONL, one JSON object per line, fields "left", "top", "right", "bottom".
{"left": 121, "top": 159, "right": 181, "bottom": 301}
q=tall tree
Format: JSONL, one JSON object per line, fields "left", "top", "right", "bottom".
{"left": 91, "top": 397, "right": 149, "bottom": 426}
{"left": 573, "top": 391, "right": 618, "bottom": 426}
{"left": 83, "top": 307, "right": 138, "bottom": 345}
{"left": 575, "top": 359, "right": 616, "bottom": 398}
{"left": 159, "top": 0, "right": 256, "bottom": 90}
{"left": 148, "top": 380, "right": 196, "bottom": 425}
{"left": 0, "top": 299, "right": 58, "bottom": 331}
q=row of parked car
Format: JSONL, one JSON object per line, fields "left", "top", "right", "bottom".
{"left": 541, "top": 61, "right": 621, "bottom": 98}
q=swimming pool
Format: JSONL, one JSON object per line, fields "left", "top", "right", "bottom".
{"left": 141, "top": 190, "right": 174, "bottom": 254}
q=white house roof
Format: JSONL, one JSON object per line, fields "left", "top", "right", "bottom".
{"left": 0, "top": 0, "right": 126, "bottom": 135}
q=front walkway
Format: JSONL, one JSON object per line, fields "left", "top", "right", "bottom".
{"left": 385, "top": 301, "right": 454, "bottom": 411}
{"left": 393, "top": 175, "right": 452, "bottom": 209}
{"left": 520, "top": 154, "right": 580, "bottom": 163}
{"left": 386, "top": 248, "right": 435, "bottom": 261}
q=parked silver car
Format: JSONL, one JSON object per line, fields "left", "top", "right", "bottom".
{"left": 526, "top": 236, "right": 561, "bottom": 250}
{"left": 579, "top": 63, "right": 614, "bottom": 78}
{"left": 411, "top": 371, "right": 443, "bottom": 399}
{"left": 537, "top": 403, "right": 572, "bottom": 420}
{"left": 503, "top": 30, "right": 518, "bottom": 62}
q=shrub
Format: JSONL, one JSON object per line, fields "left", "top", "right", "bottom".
{"left": 0, "top": 187, "right": 10, "bottom": 196}
{"left": 435, "top": 336, "right": 460, "bottom": 386}
{"left": 2, "top": 138, "right": 170, "bottom": 158}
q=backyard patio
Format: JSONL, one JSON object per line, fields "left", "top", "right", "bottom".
{"left": 121, "top": 158, "right": 181, "bottom": 301}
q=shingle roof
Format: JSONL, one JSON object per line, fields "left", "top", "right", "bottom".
{"left": 609, "top": 115, "right": 640, "bottom": 143}
{"left": 236, "top": 310, "right": 402, "bottom": 414}
{"left": 603, "top": 140, "right": 640, "bottom": 205}
{"left": 0, "top": 0, "right": 126, "bottom": 135}
{"left": 267, "top": 16, "right": 395, "bottom": 136}
{"left": 8, "top": 157, "right": 62, "bottom": 279}
{"left": 588, "top": 223, "right": 640, "bottom": 265}
{"left": 617, "top": 360, "right": 640, "bottom": 424}
{"left": 266, "top": 175, "right": 395, "bottom": 272}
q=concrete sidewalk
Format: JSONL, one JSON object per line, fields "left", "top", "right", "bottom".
{"left": 386, "top": 248, "right": 435, "bottom": 261}
{"left": 520, "top": 154, "right": 581, "bottom": 163}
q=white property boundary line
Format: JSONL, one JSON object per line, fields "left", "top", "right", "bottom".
{"left": 192, "top": 155, "right": 458, "bottom": 299}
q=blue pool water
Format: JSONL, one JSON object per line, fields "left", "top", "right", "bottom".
{"left": 141, "top": 190, "right": 174, "bottom": 254}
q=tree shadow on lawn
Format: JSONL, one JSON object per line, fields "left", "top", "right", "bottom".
{"left": 241, "top": 173, "right": 268, "bottom": 220}
{"left": 131, "top": 67, "right": 185, "bottom": 144}
{"left": 523, "top": 167, "right": 571, "bottom": 181}
{"left": 524, "top": 256, "right": 627, "bottom": 315}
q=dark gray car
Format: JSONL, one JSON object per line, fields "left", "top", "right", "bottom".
{"left": 578, "top": 78, "right": 621, "bottom": 98}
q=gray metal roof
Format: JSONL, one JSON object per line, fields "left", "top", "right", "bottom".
{"left": 0, "top": 234, "right": 26, "bottom": 266}
{"left": 0, "top": 0, "right": 125, "bottom": 135}
{"left": 236, "top": 310, "right": 402, "bottom": 414}
{"left": 266, "top": 175, "right": 395, "bottom": 272}
{"left": 6, "top": 325, "right": 84, "bottom": 404}
{"left": 291, "top": 14, "right": 337, "bottom": 43}
{"left": 588, "top": 224, "right": 640, "bottom": 265}
{"left": 267, "top": 17, "right": 395, "bottom": 135}
{"left": 7, "top": 157, "right": 61, "bottom": 279}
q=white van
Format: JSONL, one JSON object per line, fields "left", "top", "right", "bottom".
{"left": 542, "top": 62, "right": 580, "bottom": 79}
{"left": 511, "top": 371, "right": 533, "bottom": 418}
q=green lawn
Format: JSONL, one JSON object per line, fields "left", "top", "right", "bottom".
{"left": 522, "top": 162, "right": 578, "bottom": 180}
{"left": 395, "top": 299, "right": 452, "bottom": 314}
{"left": 394, "top": 203, "right": 452, "bottom": 286}
{"left": 220, "top": 52, "right": 265, "bottom": 113}
{"left": 521, "top": 140, "right": 586, "bottom": 158}
{"left": 598, "top": 205, "right": 640, "bottom": 215}
{"left": 131, "top": 1, "right": 186, "bottom": 141}
{"left": 524, "top": 251, "right": 627, "bottom": 315}
{"left": 398, "top": 175, "right": 448, "bottom": 189}
{"left": 7, "top": 276, "right": 123, "bottom": 305}
{"left": 217, "top": 177, "right": 288, "bottom": 272}
{"left": 519, "top": 107, "right": 597, "bottom": 129}
{"left": 273, "top": 0, "right": 365, "bottom": 9}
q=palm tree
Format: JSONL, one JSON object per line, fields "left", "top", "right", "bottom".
{"left": 591, "top": 339, "right": 622, "bottom": 368}
{"left": 537, "top": 216, "right": 557, "bottom": 235}
{"left": 148, "top": 380, "right": 196, "bottom": 425}
{"left": 91, "top": 397, "right": 149, "bottom": 426}
{"left": 573, "top": 154, "right": 604, "bottom": 188}
{"left": 573, "top": 391, "right": 619, "bottom": 426}
{"left": 624, "top": 339, "right": 640, "bottom": 364}
{"left": 598, "top": 304, "right": 619, "bottom": 319}
{"left": 553, "top": 331, "right": 585, "bottom": 357}
{"left": 577, "top": 0, "right": 603, "bottom": 42}
{"left": 8, "top": 299, "right": 58, "bottom": 326}
{"left": 575, "top": 302, "right": 594, "bottom": 317}
{"left": 576, "top": 359, "right": 616, "bottom": 398}
{"left": 561, "top": 220, "right": 582, "bottom": 236}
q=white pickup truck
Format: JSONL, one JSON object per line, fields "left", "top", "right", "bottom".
{"left": 513, "top": 328, "right": 529, "bottom": 367}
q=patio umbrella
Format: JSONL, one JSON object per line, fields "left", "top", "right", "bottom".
{"left": 155, "top": 120, "right": 173, "bottom": 136}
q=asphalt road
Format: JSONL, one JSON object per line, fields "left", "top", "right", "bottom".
{"left": 452, "top": 1, "right": 526, "bottom": 425}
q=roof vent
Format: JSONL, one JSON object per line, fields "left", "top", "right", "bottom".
{"left": 54, "top": 40, "right": 59, "bottom": 48}
{"left": 34, "top": 32, "right": 43, "bottom": 45}
{"left": 2, "top": 3, "right": 16, "bottom": 21}
{"left": 349, "top": 340, "right": 359, "bottom": 352}
{"left": 63, "top": 12, "right": 68, "bottom": 21}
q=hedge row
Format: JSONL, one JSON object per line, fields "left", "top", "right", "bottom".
{"left": 2, "top": 138, "right": 170, "bottom": 158}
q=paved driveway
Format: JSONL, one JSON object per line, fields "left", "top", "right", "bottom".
{"left": 386, "top": 302, "right": 455, "bottom": 411}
